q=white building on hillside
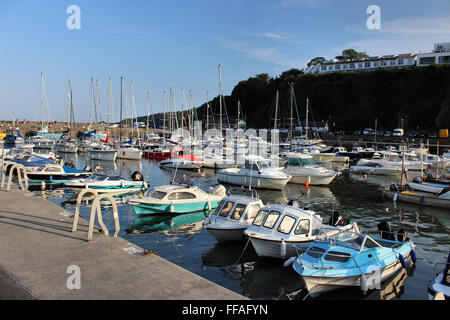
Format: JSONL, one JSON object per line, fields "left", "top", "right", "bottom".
{"left": 417, "top": 42, "right": 450, "bottom": 66}
{"left": 304, "top": 42, "right": 450, "bottom": 74}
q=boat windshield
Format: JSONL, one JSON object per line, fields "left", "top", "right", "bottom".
{"left": 257, "top": 160, "right": 274, "bottom": 169}
{"left": 385, "top": 154, "right": 400, "bottom": 162}
{"left": 84, "top": 175, "right": 107, "bottom": 182}
{"left": 146, "top": 190, "right": 167, "bottom": 199}
{"left": 287, "top": 157, "right": 315, "bottom": 167}
{"left": 315, "top": 229, "right": 382, "bottom": 251}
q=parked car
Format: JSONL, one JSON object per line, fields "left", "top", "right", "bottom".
{"left": 363, "top": 128, "right": 375, "bottom": 136}
{"left": 428, "top": 132, "right": 437, "bottom": 138}
{"left": 384, "top": 131, "right": 391, "bottom": 137}
{"left": 392, "top": 128, "right": 404, "bottom": 137}
{"left": 353, "top": 130, "right": 362, "bottom": 135}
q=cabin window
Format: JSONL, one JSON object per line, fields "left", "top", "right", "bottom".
{"left": 168, "top": 192, "right": 196, "bottom": 200}
{"left": 150, "top": 191, "right": 166, "bottom": 199}
{"left": 212, "top": 200, "right": 225, "bottom": 215}
{"left": 277, "top": 215, "right": 296, "bottom": 234}
{"left": 252, "top": 210, "right": 269, "bottom": 226}
{"left": 244, "top": 204, "right": 261, "bottom": 221}
{"left": 230, "top": 204, "right": 246, "bottom": 220}
{"left": 307, "top": 246, "right": 326, "bottom": 258}
{"left": 324, "top": 251, "right": 351, "bottom": 263}
{"left": 263, "top": 211, "right": 281, "bottom": 229}
{"left": 294, "top": 219, "right": 310, "bottom": 235}
{"left": 45, "top": 167, "right": 60, "bottom": 172}
{"left": 219, "top": 201, "right": 235, "bottom": 218}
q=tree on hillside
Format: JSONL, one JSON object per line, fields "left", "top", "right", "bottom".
{"left": 341, "top": 49, "right": 369, "bottom": 60}
{"left": 307, "top": 57, "right": 326, "bottom": 67}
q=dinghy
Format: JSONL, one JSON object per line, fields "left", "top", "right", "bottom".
{"left": 292, "top": 223, "right": 416, "bottom": 296}
{"left": 243, "top": 200, "right": 359, "bottom": 259}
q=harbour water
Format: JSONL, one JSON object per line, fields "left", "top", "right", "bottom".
{"left": 34, "top": 151, "right": 449, "bottom": 300}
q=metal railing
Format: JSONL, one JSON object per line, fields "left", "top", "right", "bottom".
{"left": 72, "top": 189, "right": 120, "bottom": 241}
{"left": 1, "top": 161, "right": 29, "bottom": 191}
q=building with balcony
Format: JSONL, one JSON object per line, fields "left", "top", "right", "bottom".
{"left": 416, "top": 42, "right": 450, "bottom": 66}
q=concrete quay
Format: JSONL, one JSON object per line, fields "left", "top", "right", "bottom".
{"left": 0, "top": 187, "right": 245, "bottom": 300}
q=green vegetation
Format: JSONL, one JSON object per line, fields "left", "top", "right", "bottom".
{"left": 143, "top": 64, "right": 450, "bottom": 132}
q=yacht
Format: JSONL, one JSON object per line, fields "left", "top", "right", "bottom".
{"left": 87, "top": 145, "right": 117, "bottom": 161}
{"left": 217, "top": 155, "right": 291, "bottom": 190}
{"left": 283, "top": 153, "right": 338, "bottom": 186}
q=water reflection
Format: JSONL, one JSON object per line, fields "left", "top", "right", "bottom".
{"left": 127, "top": 211, "right": 209, "bottom": 234}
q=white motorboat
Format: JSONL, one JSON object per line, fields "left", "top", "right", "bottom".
{"left": 330, "top": 147, "right": 352, "bottom": 162}
{"left": 87, "top": 145, "right": 117, "bottom": 161}
{"left": 202, "top": 153, "right": 237, "bottom": 169}
{"left": 217, "top": 155, "right": 291, "bottom": 190}
{"left": 54, "top": 139, "right": 78, "bottom": 153}
{"left": 25, "top": 136, "right": 55, "bottom": 149}
{"left": 116, "top": 144, "right": 142, "bottom": 160}
{"left": 283, "top": 153, "right": 338, "bottom": 186}
{"left": 64, "top": 172, "right": 146, "bottom": 194}
{"left": 355, "top": 151, "right": 411, "bottom": 171}
{"left": 350, "top": 162, "right": 402, "bottom": 175}
{"left": 128, "top": 184, "right": 226, "bottom": 215}
{"left": 421, "top": 154, "right": 450, "bottom": 169}
{"left": 203, "top": 189, "right": 264, "bottom": 242}
{"left": 243, "top": 200, "right": 359, "bottom": 259}
{"left": 159, "top": 154, "right": 204, "bottom": 170}
{"left": 406, "top": 176, "right": 449, "bottom": 194}
{"left": 293, "top": 146, "right": 336, "bottom": 163}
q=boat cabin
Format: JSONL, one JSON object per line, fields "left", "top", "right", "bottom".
{"left": 284, "top": 153, "right": 317, "bottom": 167}
{"left": 332, "top": 147, "right": 347, "bottom": 153}
{"left": 242, "top": 156, "right": 277, "bottom": 171}
{"left": 246, "top": 204, "right": 323, "bottom": 239}
{"left": 208, "top": 195, "right": 264, "bottom": 225}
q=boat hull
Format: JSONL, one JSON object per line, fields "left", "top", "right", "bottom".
{"left": 88, "top": 151, "right": 117, "bottom": 161}
{"left": 217, "top": 171, "right": 289, "bottom": 190}
{"left": 205, "top": 226, "right": 247, "bottom": 242}
{"left": 383, "top": 190, "right": 450, "bottom": 209}
{"left": 249, "top": 237, "right": 310, "bottom": 259}
{"left": 130, "top": 200, "right": 221, "bottom": 215}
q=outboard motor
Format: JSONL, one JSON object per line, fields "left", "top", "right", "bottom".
{"left": 412, "top": 177, "right": 421, "bottom": 183}
{"left": 131, "top": 171, "right": 144, "bottom": 181}
{"left": 83, "top": 165, "right": 92, "bottom": 172}
{"left": 211, "top": 185, "right": 227, "bottom": 197}
{"left": 328, "top": 212, "right": 346, "bottom": 226}
{"left": 64, "top": 160, "right": 75, "bottom": 168}
{"left": 389, "top": 184, "right": 399, "bottom": 192}
{"left": 287, "top": 200, "right": 301, "bottom": 208}
{"left": 378, "top": 221, "right": 395, "bottom": 241}
{"left": 397, "top": 229, "right": 408, "bottom": 242}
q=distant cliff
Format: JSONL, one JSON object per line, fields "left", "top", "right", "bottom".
{"left": 143, "top": 65, "right": 450, "bottom": 132}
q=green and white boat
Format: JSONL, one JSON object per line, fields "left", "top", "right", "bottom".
{"left": 128, "top": 184, "right": 227, "bottom": 215}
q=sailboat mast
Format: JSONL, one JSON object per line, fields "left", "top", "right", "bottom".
{"left": 40, "top": 72, "right": 44, "bottom": 129}
{"left": 274, "top": 90, "right": 279, "bottom": 130}
{"left": 163, "top": 90, "right": 166, "bottom": 143}
{"left": 89, "top": 77, "right": 93, "bottom": 130}
{"left": 218, "top": 64, "right": 223, "bottom": 134}
{"left": 206, "top": 91, "right": 209, "bottom": 130}
{"left": 95, "top": 79, "right": 99, "bottom": 132}
{"left": 146, "top": 90, "right": 150, "bottom": 137}
{"left": 305, "top": 98, "right": 309, "bottom": 139}
{"left": 237, "top": 100, "right": 240, "bottom": 129}
{"left": 181, "top": 88, "right": 185, "bottom": 141}
{"left": 289, "top": 83, "right": 294, "bottom": 142}
{"left": 120, "top": 76, "right": 123, "bottom": 140}
{"left": 108, "top": 78, "right": 111, "bottom": 127}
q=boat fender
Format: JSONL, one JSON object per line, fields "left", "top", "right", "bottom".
{"left": 169, "top": 204, "right": 174, "bottom": 214}
{"left": 283, "top": 257, "right": 296, "bottom": 268}
{"left": 360, "top": 274, "right": 368, "bottom": 294}
{"left": 397, "top": 229, "right": 408, "bottom": 242}
{"left": 131, "top": 171, "right": 144, "bottom": 181}
{"left": 399, "top": 254, "right": 407, "bottom": 269}
{"left": 280, "top": 239, "right": 287, "bottom": 259}
{"left": 389, "top": 184, "right": 399, "bottom": 192}
{"left": 410, "top": 249, "right": 417, "bottom": 264}
{"left": 287, "top": 200, "right": 301, "bottom": 208}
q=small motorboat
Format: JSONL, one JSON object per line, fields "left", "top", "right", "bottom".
{"left": 383, "top": 184, "right": 450, "bottom": 210}
{"left": 26, "top": 163, "right": 91, "bottom": 183}
{"left": 128, "top": 184, "right": 226, "bottom": 215}
{"left": 202, "top": 153, "right": 238, "bottom": 169}
{"left": 54, "top": 139, "right": 78, "bottom": 153}
{"left": 25, "top": 135, "right": 55, "bottom": 149}
{"left": 427, "top": 252, "right": 450, "bottom": 300}
{"left": 87, "top": 145, "right": 118, "bottom": 161}
{"left": 350, "top": 162, "right": 402, "bottom": 176}
{"left": 203, "top": 188, "right": 264, "bottom": 242}
{"left": 406, "top": 176, "right": 449, "bottom": 194}
{"left": 292, "top": 222, "right": 416, "bottom": 296}
{"left": 4, "top": 128, "right": 24, "bottom": 147}
{"left": 282, "top": 153, "right": 338, "bottom": 186}
{"left": 218, "top": 155, "right": 291, "bottom": 190}
{"left": 116, "top": 144, "right": 142, "bottom": 160}
{"left": 64, "top": 171, "right": 146, "bottom": 194}
{"left": 159, "top": 154, "right": 204, "bottom": 170}
{"left": 243, "top": 200, "right": 359, "bottom": 259}
{"left": 331, "top": 147, "right": 361, "bottom": 161}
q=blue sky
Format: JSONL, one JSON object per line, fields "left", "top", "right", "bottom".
{"left": 1, "top": 0, "right": 449, "bottom": 122}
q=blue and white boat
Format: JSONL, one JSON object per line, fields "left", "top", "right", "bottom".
{"left": 427, "top": 252, "right": 450, "bottom": 300}
{"left": 127, "top": 184, "right": 226, "bottom": 215}
{"left": 292, "top": 225, "right": 416, "bottom": 296}
{"left": 64, "top": 173, "right": 146, "bottom": 194}
{"left": 26, "top": 163, "right": 91, "bottom": 184}
{"left": 4, "top": 128, "right": 24, "bottom": 147}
